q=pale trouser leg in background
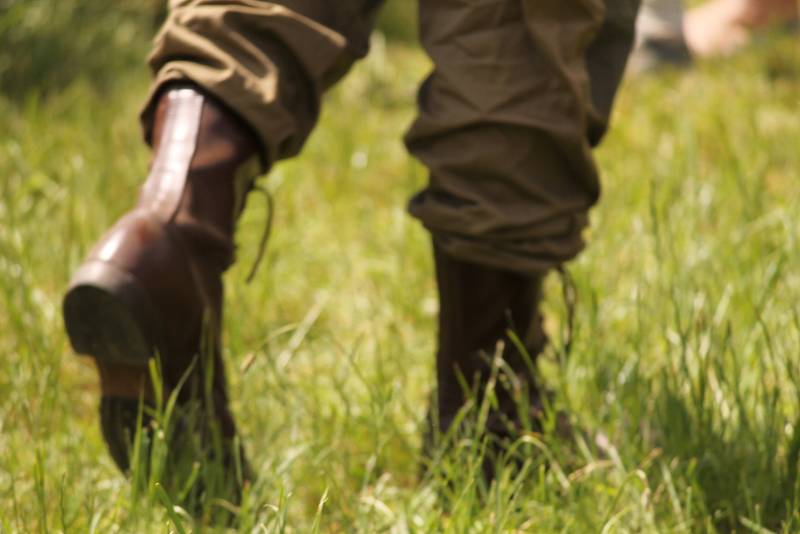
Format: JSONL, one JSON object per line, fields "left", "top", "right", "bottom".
{"left": 638, "top": 0, "right": 685, "bottom": 41}
{"left": 629, "top": 0, "right": 691, "bottom": 73}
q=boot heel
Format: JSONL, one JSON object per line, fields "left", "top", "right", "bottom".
{"left": 63, "top": 261, "right": 161, "bottom": 366}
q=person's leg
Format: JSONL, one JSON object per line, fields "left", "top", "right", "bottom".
{"left": 685, "top": 0, "right": 798, "bottom": 57}
{"left": 408, "top": 0, "right": 639, "bottom": 474}
{"left": 64, "top": 0, "right": 383, "bottom": 493}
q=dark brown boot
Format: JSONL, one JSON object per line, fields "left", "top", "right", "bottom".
{"left": 63, "top": 86, "right": 261, "bottom": 492}
{"left": 428, "top": 243, "right": 549, "bottom": 481}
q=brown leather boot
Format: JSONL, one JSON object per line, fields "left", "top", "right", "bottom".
{"left": 63, "top": 86, "right": 261, "bottom": 488}
{"left": 427, "top": 243, "right": 549, "bottom": 481}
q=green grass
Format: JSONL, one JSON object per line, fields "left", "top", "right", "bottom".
{"left": 2, "top": 2, "right": 800, "bottom": 531}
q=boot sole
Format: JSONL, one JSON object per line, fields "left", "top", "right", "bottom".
{"left": 63, "top": 261, "right": 161, "bottom": 366}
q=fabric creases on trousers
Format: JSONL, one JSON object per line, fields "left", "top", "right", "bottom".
{"left": 406, "top": 0, "right": 640, "bottom": 274}
{"left": 141, "top": 0, "right": 383, "bottom": 168}
{"left": 142, "top": 0, "right": 639, "bottom": 274}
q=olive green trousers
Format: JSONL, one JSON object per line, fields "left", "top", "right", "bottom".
{"left": 142, "top": 0, "right": 640, "bottom": 274}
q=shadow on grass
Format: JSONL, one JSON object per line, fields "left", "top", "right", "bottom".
{"left": 646, "top": 314, "right": 800, "bottom": 531}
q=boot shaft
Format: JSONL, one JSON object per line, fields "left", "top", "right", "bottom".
{"left": 433, "top": 243, "right": 547, "bottom": 432}
{"left": 141, "top": 87, "right": 261, "bottom": 264}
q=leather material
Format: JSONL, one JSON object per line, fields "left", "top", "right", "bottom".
{"left": 67, "top": 87, "right": 259, "bottom": 465}
{"left": 140, "top": 88, "right": 204, "bottom": 219}
{"left": 432, "top": 243, "right": 547, "bottom": 438}
{"left": 100, "top": 397, "right": 153, "bottom": 473}
{"left": 426, "top": 244, "right": 551, "bottom": 482}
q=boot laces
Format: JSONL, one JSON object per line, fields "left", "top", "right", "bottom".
{"left": 557, "top": 266, "right": 577, "bottom": 358}
{"left": 245, "top": 184, "right": 275, "bottom": 284}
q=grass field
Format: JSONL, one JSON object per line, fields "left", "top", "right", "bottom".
{"left": 2, "top": 2, "right": 800, "bottom": 532}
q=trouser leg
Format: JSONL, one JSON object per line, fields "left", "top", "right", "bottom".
{"left": 141, "top": 0, "right": 385, "bottom": 166}
{"left": 407, "top": 0, "right": 639, "bottom": 275}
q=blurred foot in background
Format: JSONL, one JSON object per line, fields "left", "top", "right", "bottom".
{"left": 685, "top": 0, "right": 798, "bottom": 58}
